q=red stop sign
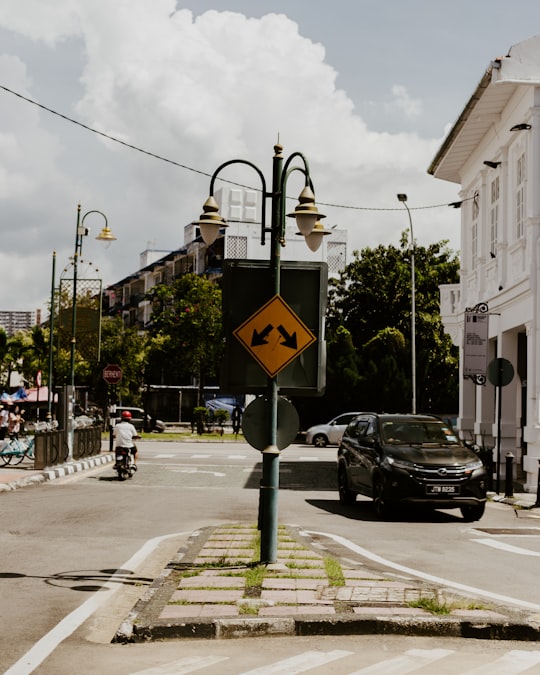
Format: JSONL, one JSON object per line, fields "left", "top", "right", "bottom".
{"left": 103, "top": 364, "right": 123, "bottom": 385}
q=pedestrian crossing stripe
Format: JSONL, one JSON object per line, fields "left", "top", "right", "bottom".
{"left": 129, "top": 649, "right": 540, "bottom": 675}
{"left": 131, "top": 655, "right": 229, "bottom": 674}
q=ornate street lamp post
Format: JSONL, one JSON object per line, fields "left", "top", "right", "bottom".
{"left": 67, "top": 205, "right": 117, "bottom": 459}
{"left": 397, "top": 194, "right": 416, "bottom": 414}
{"left": 196, "top": 144, "right": 328, "bottom": 562}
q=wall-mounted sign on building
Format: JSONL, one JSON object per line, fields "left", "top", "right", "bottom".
{"left": 463, "top": 310, "right": 489, "bottom": 379}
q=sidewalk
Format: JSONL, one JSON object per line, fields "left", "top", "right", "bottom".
{"left": 0, "top": 452, "right": 114, "bottom": 491}
{"left": 3, "top": 457, "right": 540, "bottom": 641}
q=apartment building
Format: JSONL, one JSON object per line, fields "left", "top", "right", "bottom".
{"left": 105, "top": 186, "right": 348, "bottom": 328}
{"left": 0, "top": 309, "right": 40, "bottom": 336}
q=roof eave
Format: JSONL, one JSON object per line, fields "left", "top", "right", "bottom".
{"left": 428, "top": 67, "right": 493, "bottom": 180}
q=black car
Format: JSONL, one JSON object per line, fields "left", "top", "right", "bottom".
{"left": 337, "top": 413, "right": 487, "bottom": 521}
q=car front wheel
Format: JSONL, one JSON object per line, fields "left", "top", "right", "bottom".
{"left": 373, "top": 478, "right": 393, "bottom": 519}
{"left": 338, "top": 465, "right": 356, "bottom": 505}
{"left": 460, "top": 503, "right": 486, "bottom": 521}
{"left": 312, "top": 434, "right": 328, "bottom": 448}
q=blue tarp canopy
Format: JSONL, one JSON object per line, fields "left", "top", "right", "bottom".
{"left": 0, "top": 387, "right": 57, "bottom": 404}
{"left": 0, "top": 387, "right": 28, "bottom": 404}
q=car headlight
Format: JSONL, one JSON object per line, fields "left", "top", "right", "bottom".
{"left": 465, "top": 459, "right": 484, "bottom": 474}
{"left": 385, "top": 456, "right": 415, "bottom": 470}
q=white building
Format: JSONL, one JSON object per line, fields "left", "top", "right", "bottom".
{"left": 0, "top": 309, "right": 40, "bottom": 336}
{"left": 430, "top": 34, "right": 540, "bottom": 491}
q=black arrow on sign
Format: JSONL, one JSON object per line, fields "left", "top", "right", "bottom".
{"left": 251, "top": 324, "right": 273, "bottom": 346}
{"left": 277, "top": 325, "right": 297, "bottom": 349}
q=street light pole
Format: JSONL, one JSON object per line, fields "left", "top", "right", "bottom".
{"left": 67, "top": 205, "right": 116, "bottom": 460}
{"left": 196, "top": 144, "right": 327, "bottom": 562}
{"left": 47, "top": 251, "right": 56, "bottom": 421}
{"left": 397, "top": 194, "right": 416, "bottom": 415}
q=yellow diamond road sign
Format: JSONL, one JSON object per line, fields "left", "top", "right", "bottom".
{"left": 233, "top": 295, "right": 316, "bottom": 378}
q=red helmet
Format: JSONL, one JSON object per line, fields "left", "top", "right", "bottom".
{"left": 121, "top": 410, "right": 132, "bottom": 419}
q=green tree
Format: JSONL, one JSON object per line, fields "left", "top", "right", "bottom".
{"left": 93, "top": 317, "right": 150, "bottom": 410}
{"left": 0, "top": 326, "right": 49, "bottom": 391}
{"left": 326, "top": 235, "right": 459, "bottom": 413}
{"left": 2, "top": 333, "right": 31, "bottom": 389}
{"left": 0, "top": 328, "right": 9, "bottom": 389}
{"left": 23, "top": 326, "right": 49, "bottom": 385}
{"left": 146, "top": 273, "right": 223, "bottom": 404}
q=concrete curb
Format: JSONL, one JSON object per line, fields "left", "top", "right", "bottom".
{"left": 123, "top": 613, "right": 540, "bottom": 643}
{"left": 42, "top": 453, "right": 114, "bottom": 480}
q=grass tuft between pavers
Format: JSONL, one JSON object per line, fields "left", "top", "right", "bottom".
{"left": 324, "top": 556, "right": 346, "bottom": 587}
{"left": 163, "top": 523, "right": 344, "bottom": 618}
{"left": 407, "top": 592, "right": 490, "bottom": 616}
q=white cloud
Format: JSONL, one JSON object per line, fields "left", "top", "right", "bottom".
{"left": 0, "top": 0, "right": 84, "bottom": 45}
{"left": 388, "top": 84, "right": 422, "bottom": 119}
{"left": 0, "top": 2, "right": 460, "bottom": 312}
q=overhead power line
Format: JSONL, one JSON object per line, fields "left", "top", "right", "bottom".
{"left": 0, "top": 83, "right": 462, "bottom": 213}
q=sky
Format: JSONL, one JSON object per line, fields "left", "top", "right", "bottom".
{"left": 1, "top": 1, "right": 540, "bottom": 313}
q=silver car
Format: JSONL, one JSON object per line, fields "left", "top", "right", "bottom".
{"left": 305, "top": 412, "right": 361, "bottom": 447}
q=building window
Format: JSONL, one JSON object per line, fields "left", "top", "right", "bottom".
{"left": 516, "top": 153, "right": 526, "bottom": 239}
{"left": 327, "top": 242, "right": 346, "bottom": 273}
{"left": 471, "top": 192, "right": 479, "bottom": 265}
{"left": 490, "top": 176, "right": 499, "bottom": 255}
{"left": 225, "top": 235, "right": 248, "bottom": 259}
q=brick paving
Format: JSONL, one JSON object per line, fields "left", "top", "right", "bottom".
{"left": 148, "top": 523, "right": 517, "bottom": 625}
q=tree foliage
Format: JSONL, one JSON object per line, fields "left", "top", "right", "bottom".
{"left": 145, "top": 273, "right": 223, "bottom": 404}
{"left": 324, "top": 235, "right": 459, "bottom": 416}
{"left": 0, "top": 326, "right": 50, "bottom": 390}
{"left": 93, "top": 317, "right": 150, "bottom": 408}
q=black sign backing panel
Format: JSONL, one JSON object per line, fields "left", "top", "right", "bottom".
{"left": 221, "top": 259, "right": 328, "bottom": 395}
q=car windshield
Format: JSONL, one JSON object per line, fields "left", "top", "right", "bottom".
{"left": 381, "top": 420, "right": 459, "bottom": 445}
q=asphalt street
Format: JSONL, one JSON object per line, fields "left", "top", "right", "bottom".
{"left": 3, "top": 439, "right": 540, "bottom": 674}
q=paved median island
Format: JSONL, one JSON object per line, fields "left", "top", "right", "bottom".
{"left": 115, "top": 523, "right": 537, "bottom": 642}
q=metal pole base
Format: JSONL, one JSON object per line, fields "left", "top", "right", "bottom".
{"left": 259, "top": 445, "right": 280, "bottom": 564}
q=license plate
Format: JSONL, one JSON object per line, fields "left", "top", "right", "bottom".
{"left": 426, "top": 485, "right": 459, "bottom": 495}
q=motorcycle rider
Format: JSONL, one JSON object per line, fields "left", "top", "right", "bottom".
{"left": 114, "top": 410, "right": 141, "bottom": 469}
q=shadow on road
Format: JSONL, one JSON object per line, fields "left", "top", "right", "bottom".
{"left": 305, "top": 498, "right": 462, "bottom": 523}
{"left": 244, "top": 461, "right": 337, "bottom": 490}
{"left": 0, "top": 568, "right": 153, "bottom": 592}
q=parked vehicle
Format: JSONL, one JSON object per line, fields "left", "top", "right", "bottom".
{"left": 113, "top": 446, "right": 137, "bottom": 481}
{"left": 337, "top": 413, "right": 487, "bottom": 521}
{"left": 305, "top": 412, "right": 361, "bottom": 447}
{"left": 114, "top": 407, "right": 165, "bottom": 433}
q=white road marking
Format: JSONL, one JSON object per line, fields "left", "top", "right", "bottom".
{"left": 191, "top": 454, "right": 211, "bottom": 458}
{"left": 228, "top": 454, "right": 248, "bottom": 459}
{"left": 154, "top": 454, "right": 176, "bottom": 458}
{"left": 349, "top": 648, "right": 454, "bottom": 674}
{"left": 304, "top": 529, "right": 540, "bottom": 612}
{"left": 464, "top": 649, "right": 540, "bottom": 674}
{"left": 4, "top": 531, "right": 192, "bottom": 675}
{"left": 474, "top": 538, "right": 540, "bottom": 556}
{"left": 239, "top": 649, "right": 353, "bottom": 674}
{"left": 126, "top": 647, "right": 540, "bottom": 675}
{"left": 172, "top": 468, "right": 226, "bottom": 477}
{"left": 131, "top": 655, "right": 229, "bottom": 674}
{"left": 299, "top": 456, "right": 319, "bottom": 461}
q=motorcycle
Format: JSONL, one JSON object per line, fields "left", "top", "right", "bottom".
{"left": 114, "top": 446, "right": 137, "bottom": 481}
